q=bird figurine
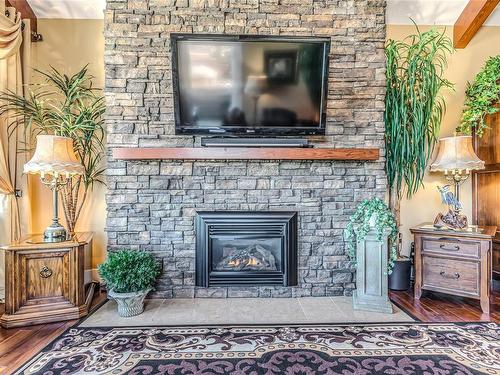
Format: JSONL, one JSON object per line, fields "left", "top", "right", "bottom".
{"left": 437, "top": 185, "right": 461, "bottom": 210}
{"left": 434, "top": 185, "right": 467, "bottom": 230}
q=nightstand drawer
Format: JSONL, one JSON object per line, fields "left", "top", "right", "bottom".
{"left": 25, "top": 252, "right": 68, "bottom": 302}
{"left": 422, "top": 237, "right": 480, "bottom": 259}
{"left": 422, "top": 256, "right": 479, "bottom": 296}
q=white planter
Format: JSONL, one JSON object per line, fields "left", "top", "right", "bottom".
{"left": 108, "top": 288, "right": 150, "bottom": 317}
{"left": 352, "top": 228, "right": 393, "bottom": 314}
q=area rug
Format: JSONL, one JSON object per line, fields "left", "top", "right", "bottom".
{"left": 16, "top": 322, "right": 499, "bottom": 374}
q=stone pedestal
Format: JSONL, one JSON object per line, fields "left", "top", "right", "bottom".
{"left": 353, "top": 229, "right": 393, "bottom": 314}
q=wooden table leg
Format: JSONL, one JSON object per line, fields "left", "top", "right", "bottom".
{"left": 414, "top": 284, "right": 422, "bottom": 299}
{"left": 480, "top": 296, "right": 490, "bottom": 314}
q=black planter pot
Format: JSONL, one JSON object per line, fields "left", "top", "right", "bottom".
{"left": 389, "top": 258, "right": 411, "bottom": 291}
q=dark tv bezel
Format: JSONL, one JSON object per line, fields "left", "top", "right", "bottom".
{"left": 171, "top": 33, "right": 330, "bottom": 137}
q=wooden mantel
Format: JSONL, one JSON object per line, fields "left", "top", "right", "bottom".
{"left": 112, "top": 147, "right": 380, "bottom": 161}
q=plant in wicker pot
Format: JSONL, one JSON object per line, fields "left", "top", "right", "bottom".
{"left": 98, "top": 250, "right": 161, "bottom": 317}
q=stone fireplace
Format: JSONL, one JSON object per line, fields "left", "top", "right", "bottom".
{"left": 195, "top": 211, "right": 298, "bottom": 287}
{"left": 104, "top": 0, "right": 387, "bottom": 298}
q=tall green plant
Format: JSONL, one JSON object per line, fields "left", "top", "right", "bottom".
{"left": 0, "top": 66, "right": 105, "bottom": 233}
{"left": 385, "top": 27, "right": 453, "bottom": 235}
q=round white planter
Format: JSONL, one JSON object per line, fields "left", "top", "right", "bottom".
{"left": 108, "top": 289, "right": 151, "bottom": 317}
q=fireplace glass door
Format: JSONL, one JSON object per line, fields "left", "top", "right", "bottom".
{"left": 212, "top": 237, "right": 282, "bottom": 272}
{"left": 196, "top": 211, "right": 297, "bottom": 287}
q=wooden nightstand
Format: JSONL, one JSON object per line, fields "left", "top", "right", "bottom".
{"left": 1, "top": 232, "right": 95, "bottom": 328}
{"left": 411, "top": 224, "right": 496, "bottom": 314}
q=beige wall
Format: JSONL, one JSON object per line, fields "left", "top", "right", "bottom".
{"left": 387, "top": 25, "right": 500, "bottom": 255}
{"left": 25, "top": 21, "right": 500, "bottom": 265}
{"left": 30, "top": 19, "right": 106, "bottom": 267}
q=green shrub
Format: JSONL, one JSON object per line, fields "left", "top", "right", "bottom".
{"left": 98, "top": 250, "right": 161, "bottom": 293}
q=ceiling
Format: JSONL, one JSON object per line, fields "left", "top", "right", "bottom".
{"left": 25, "top": 0, "right": 500, "bottom": 25}
{"left": 387, "top": 0, "right": 500, "bottom": 26}
{"left": 26, "top": 0, "right": 106, "bottom": 19}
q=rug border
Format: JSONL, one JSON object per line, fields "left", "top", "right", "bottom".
{"left": 14, "top": 320, "right": 498, "bottom": 375}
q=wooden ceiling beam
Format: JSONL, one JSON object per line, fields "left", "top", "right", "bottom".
{"left": 454, "top": 0, "right": 500, "bottom": 48}
{"left": 5, "top": 0, "right": 42, "bottom": 42}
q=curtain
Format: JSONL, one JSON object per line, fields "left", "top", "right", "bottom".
{"left": 0, "top": 2, "right": 31, "bottom": 243}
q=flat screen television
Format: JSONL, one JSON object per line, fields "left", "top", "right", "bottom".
{"left": 171, "top": 34, "right": 330, "bottom": 136}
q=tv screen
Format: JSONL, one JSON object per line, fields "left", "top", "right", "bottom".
{"left": 171, "top": 34, "right": 329, "bottom": 136}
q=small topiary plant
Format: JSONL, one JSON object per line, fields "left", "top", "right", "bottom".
{"left": 345, "top": 198, "right": 398, "bottom": 273}
{"left": 98, "top": 250, "right": 161, "bottom": 293}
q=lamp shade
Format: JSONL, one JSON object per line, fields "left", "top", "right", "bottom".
{"left": 244, "top": 75, "right": 268, "bottom": 97}
{"left": 430, "top": 135, "right": 484, "bottom": 172}
{"left": 24, "top": 135, "right": 84, "bottom": 176}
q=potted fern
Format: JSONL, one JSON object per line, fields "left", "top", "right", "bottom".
{"left": 345, "top": 198, "right": 397, "bottom": 313}
{"left": 385, "top": 26, "right": 453, "bottom": 290}
{"left": 98, "top": 250, "right": 161, "bottom": 317}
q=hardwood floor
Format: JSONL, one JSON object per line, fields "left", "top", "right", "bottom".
{"left": 389, "top": 288, "right": 499, "bottom": 323}
{"left": 0, "top": 289, "right": 497, "bottom": 374}
{"left": 0, "top": 289, "right": 108, "bottom": 374}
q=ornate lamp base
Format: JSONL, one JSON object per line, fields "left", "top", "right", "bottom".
{"left": 44, "top": 221, "right": 67, "bottom": 242}
{"left": 434, "top": 209, "right": 468, "bottom": 230}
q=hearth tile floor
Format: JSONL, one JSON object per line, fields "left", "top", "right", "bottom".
{"left": 80, "top": 297, "right": 414, "bottom": 327}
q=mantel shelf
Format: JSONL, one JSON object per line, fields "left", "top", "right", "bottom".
{"left": 112, "top": 147, "right": 380, "bottom": 161}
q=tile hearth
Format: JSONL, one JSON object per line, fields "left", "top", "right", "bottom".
{"left": 81, "top": 297, "right": 414, "bottom": 327}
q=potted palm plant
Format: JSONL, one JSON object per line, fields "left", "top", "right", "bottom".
{"left": 385, "top": 26, "right": 453, "bottom": 290}
{"left": 345, "top": 198, "right": 398, "bottom": 313}
{"left": 0, "top": 66, "right": 105, "bottom": 234}
{"left": 98, "top": 250, "right": 161, "bottom": 317}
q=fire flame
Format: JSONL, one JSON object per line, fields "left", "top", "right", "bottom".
{"left": 227, "top": 257, "right": 260, "bottom": 268}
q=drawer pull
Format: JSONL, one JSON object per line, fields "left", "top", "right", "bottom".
{"left": 40, "top": 266, "right": 53, "bottom": 279}
{"left": 439, "top": 270, "right": 460, "bottom": 279}
{"left": 439, "top": 244, "right": 460, "bottom": 251}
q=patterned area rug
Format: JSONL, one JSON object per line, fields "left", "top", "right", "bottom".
{"left": 17, "top": 323, "right": 499, "bottom": 374}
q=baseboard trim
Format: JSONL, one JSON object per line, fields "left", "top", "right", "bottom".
{"left": 85, "top": 268, "right": 101, "bottom": 285}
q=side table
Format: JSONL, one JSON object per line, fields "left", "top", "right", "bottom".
{"left": 411, "top": 224, "right": 496, "bottom": 314}
{"left": 1, "top": 232, "right": 95, "bottom": 328}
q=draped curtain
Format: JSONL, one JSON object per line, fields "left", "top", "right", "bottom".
{"left": 0, "top": 2, "right": 31, "bottom": 243}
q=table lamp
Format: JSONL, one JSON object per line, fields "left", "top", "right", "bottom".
{"left": 24, "top": 135, "right": 84, "bottom": 242}
{"left": 244, "top": 75, "right": 268, "bottom": 125}
{"left": 430, "top": 135, "right": 484, "bottom": 228}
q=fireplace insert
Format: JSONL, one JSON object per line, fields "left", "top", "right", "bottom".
{"left": 195, "top": 211, "right": 298, "bottom": 287}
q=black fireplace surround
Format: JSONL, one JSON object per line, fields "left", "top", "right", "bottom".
{"left": 195, "top": 211, "right": 298, "bottom": 287}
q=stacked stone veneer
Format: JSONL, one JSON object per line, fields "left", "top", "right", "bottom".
{"left": 105, "top": 0, "right": 387, "bottom": 298}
